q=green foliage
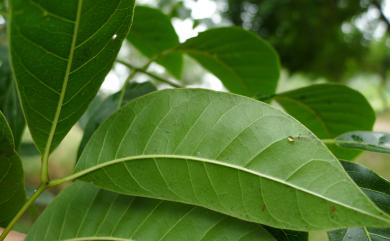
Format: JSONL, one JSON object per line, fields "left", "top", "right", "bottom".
{"left": 78, "top": 82, "right": 156, "bottom": 157}
{"left": 0, "top": 112, "right": 25, "bottom": 226}
{"left": 328, "top": 161, "right": 390, "bottom": 241}
{"left": 274, "top": 84, "right": 375, "bottom": 160}
{"left": 76, "top": 89, "right": 389, "bottom": 231}
{"left": 178, "top": 27, "right": 280, "bottom": 97}
{"left": 128, "top": 6, "right": 183, "bottom": 78}
{"left": 335, "top": 131, "right": 390, "bottom": 155}
{"left": 0, "top": 46, "right": 24, "bottom": 147}
{"left": 225, "top": 0, "right": 377, "bottom": 81}
{"left": 26, "top": 181, "right": 277, "bottom": 241}
{"left": 0, "top": 2, "right": 389, "bottom": 241}
{"left": 9, "top": 0, "right": 136, "bottom": 153}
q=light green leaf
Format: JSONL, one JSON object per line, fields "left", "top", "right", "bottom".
{"left": 128, "top": 6, "right": 183, "bottom": 78}
{"left": 178, "top": 27, "right": 280, "bottom": 97}
{"left": 335, "top": 131, "right": 390, "bottom": 155}
{"left": 328, "top": 161, "right": 390, "bottom": 241}
{"left": 274, "top": 84, "right": 375, "bottom": 160}
{"left": 78, "top": 82, "right": 157, "bottom": 157}
{"left": 27, "top": 181, "right": 277, "bottom": 241}
{"left": 9, "top": 0, "right": 135, "bottom": 154}
{"left": 0, "top": 46, "right": 25, "bottom": 147}
{"left": 76, "top": 89, "right": 389, "bottom": 231}
{"left": 0, "top": 111, "right": 25, "bottom": 226}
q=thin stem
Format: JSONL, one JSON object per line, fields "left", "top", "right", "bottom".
{"left": 0, "top": 184, "right": 46, "bottom": 241}
{"left": 321, "top": 139, "right": 336, "bottom": 144}
{"left": 117, "top": 60, "right": 183, "bottom": 88}
{"left": 116, "top": 69, "right": 137, "bottom": 109}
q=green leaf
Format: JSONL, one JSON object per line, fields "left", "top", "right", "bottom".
{"left": 76, "top": 89, "right": 389, "bottom": 231}
{"left": 264, "top": 226, "right": 308, "bottom": 241}
{"left": 335, "top": 131, "right": 390, "bottom": 155}
{"left": 274, "top": 84, "right": 375, "bottom": 160}
{"left": 0, "top": 111, "right": 25, "bottom": 226}
{"left": 128, "top": 6, "right": 183, "bottom": 78}
{"left": 0, "top": 46, "right": 25, "bottom": 147}
{"left": 178, "top": 27, "right": 280, "bottom": 97}
{"left": 328, "top": 161, "right": 390, "bottom": 241}
{"left": 9, "top": 0, "right": 135, "bottom": 154}
{"left": 78, "top": 82, "right": 157, "bottom": 157}
{"left": 27, "top": 181, "right": 277, "bottom": 241}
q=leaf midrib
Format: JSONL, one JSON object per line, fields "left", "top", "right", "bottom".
{"left": 42, "top": 0, "right": 83, "bottom": 158}
{"left": 74, "top": 154, "right": 389, "bottom": 224}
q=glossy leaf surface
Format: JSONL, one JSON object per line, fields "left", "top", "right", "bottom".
{"left": 0, "top": 112, "right": 25, "bottom": 226}
{"left": 328, "top": 161, "right": 390, "bottom": 241}
{"left": 128, "top": 6, "right": 182, "bottom": 78}
{"left": 9, "top": 0, "right": 135, "bottom": 153}
{"left": 26, "top": 181, "right": 277, "bottom": 241}
{"left": 76, "top": 89, "right": 389, "bottom": 231}
{"left": 335, "top": 131, "right": 390, "bottom": 155}
{"left": 179, "top": 28, "right": 280, "bottom": 97}
{"left": 275, "top": 84, "right": 375, "bottom": 160}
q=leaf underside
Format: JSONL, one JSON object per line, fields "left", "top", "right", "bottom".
{"left": 9, "top": 0, "right": 135, "bottom": 153}
{"left": 76, "top": 89, "right": 389, "bottom": 231}
{"left": 26, "top": 181, "right": 277, "bottom": 241}
{"left": 336, "top": 131, "right": 390, "bottom": 155}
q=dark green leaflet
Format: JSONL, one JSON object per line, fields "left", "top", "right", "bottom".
{"left": 128, "top": 6, "right": 182, "bottom": 78}
{"left": 328, "top": 161, "right": 390, "bottom": 241}
{"left": 0, "top": 46, "right": 25, "bottom": 147}
{"left": 275, "top": 84, "right": 375, "bottom": 160}
{"left": 77, "top": 82, "right": 157, "bottom": 157}
{"left": 9, "top": 0, "right": 135, "bottom": 153}
{"left": 0, "top": 111, "right": 25, "bottom": 226}
{"left": 26, "top": 181, "right": 277, "bottom": 241}
{"left": 76, "top": 89, "right": 389, "bottom": 231}
{"left": 178, "top": 27, "right": 280, "bottom": 97}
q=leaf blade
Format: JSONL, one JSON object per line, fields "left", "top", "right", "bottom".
{"left": 328, "top": 161, "right": 390, "bottom": 241}
{"left": 76, "top": 89, "right": 389, "bottom": 231}
{"left": 128, "top": 6, "right": 182, "bottom": 78}
{"left": 335, "top": 131, "right": 390, "bottom": 155}
{"left": 9, "top": 0, "right": 135, "bottom": 153}
{"left": 178, "top": 27, "right": 280, "bottom": 97}
{"left": 0, "top": 111, "right": 25, "bottom": 226}
{"left": 275, "top": 84, "right": 375, "bottom": 160}
{"left": 26, "top": 181, "right": 277, "bottom": 241}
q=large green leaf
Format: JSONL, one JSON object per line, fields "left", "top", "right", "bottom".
{"left": 128, "top": 6, "right": 183, "bottom": 78}
{"left": 328, "top": 161, "right": 390, "bottom": 241}
{"left": 0, "top": 46, "right": 25, "bottom": 147}
{"left": 76, "top": 89, "right": 389, "bottom": 231}
{"left": 27, "top": 181, "right": 277, "bottom": 241}
{"left": 274, "top": 84, "right": 375, "bottom": 160}
{"left": 178, "top": 27, "right": 280, "bottom": 97}
{"left": 0, "top": 111, "right": 25, "bottom": 226}
{"left": 78, "top": 82, "right": 157, "bottom": 157}
{"left": 9, "top": 0, "right": 135, "bottom": 153}
{"left": 335, "top": 131, "right": 390, "bottom": 155}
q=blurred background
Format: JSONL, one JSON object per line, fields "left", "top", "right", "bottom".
{"left": 0, "top": 0, "right": 389, "bottom": 240}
